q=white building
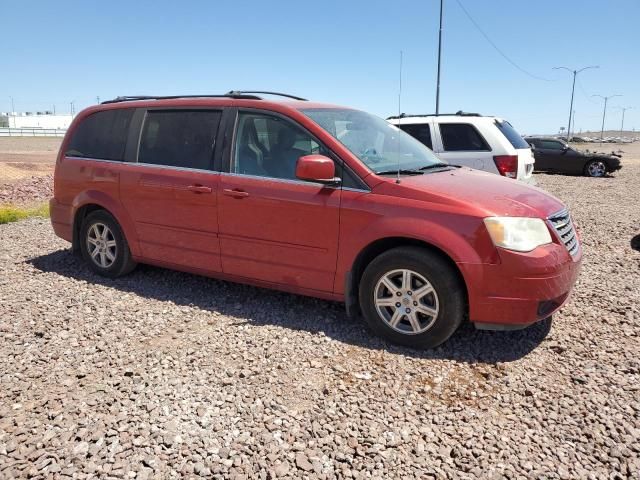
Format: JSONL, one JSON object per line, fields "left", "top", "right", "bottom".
{"left": 2, "top": 112, "right": 74, "bottom": 129}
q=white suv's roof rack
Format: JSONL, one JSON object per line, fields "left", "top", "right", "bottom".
{"left": 387, "top": 111, "right": 482, "bottom": 120}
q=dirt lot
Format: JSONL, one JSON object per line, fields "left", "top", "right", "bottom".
{"left": 0, "top": 141, "right": 639, "bottom": 478}
{"left": 0, "top": 137, "right": 60, "bottom": 184}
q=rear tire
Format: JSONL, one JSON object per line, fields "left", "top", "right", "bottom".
{"left": 584, "top": 160, "right": 606, "bottom": 177}
{"left": 79, "top": 210, "right": 136, "bottom": 278}
{"left": 358, "top": 247, "right": 465, "bottom": 349}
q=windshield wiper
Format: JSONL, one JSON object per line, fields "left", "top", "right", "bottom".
{"left": 419, "top": 162, "right": 454, "bottom": 171}
{"left": 375, "top": 168, "right": 424, "bottom": 176}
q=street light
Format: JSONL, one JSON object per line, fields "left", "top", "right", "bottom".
{"left": 616, "top": 106, "right": 632, "bottom": 139}
{"left": 435, "top": 0, "right": 444, "bottom": 115}
{"left": 553, "top": 65, "right": 599, "bottom": 143}
{"left": 592, "top": 94, "right": 622, "bottom": 144}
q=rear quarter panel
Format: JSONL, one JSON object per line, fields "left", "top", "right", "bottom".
{"left": 53, "top": 157, "right": 141, "bottom": 256}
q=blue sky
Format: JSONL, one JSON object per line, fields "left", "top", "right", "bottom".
{"left": 2, "top": 0, "right": 638, "bottom": 134}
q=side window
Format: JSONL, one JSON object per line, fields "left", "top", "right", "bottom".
{"left": 540, "top": 140, "right": 564, "bottom": 150}
{"left": 234, "top": 112, "right": 328, "bottom": 180}
{"left": 399, "top": 123, "right": 433, "bottom": 149}
{"left": 138, "top": 110, "right": 221, "bottom": 170}
{"left": 65, "top": 109, "right": 134, "bottom": 161}
{"left": 439, "top": 123, "right": 490, "bottom": 151}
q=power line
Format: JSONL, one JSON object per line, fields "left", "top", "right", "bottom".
{"left": 576, "top": 76, "right": 600, "bottom": 104}
{"left": 454, "top": 0, "right": 555, "bottom": 82}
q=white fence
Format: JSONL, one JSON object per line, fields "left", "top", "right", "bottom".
{"left": 0, "top": 127, "right": 67, "bottom": 137}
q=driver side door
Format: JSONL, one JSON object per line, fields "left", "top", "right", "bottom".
{"left": 217, "top": 110, "right": 341, "bottom": 292}
{"left": 534, "top": 139, "right": 566, "bottom": 171}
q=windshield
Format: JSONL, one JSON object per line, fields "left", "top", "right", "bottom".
{"left": 495, "top": 119, "right": 530, "bottom": 149}
{"left": 301, "top": 108, "right": 444, "bottom": 174}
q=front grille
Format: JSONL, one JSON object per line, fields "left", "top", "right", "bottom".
{"left": 548, "top": 209, "right": 579, "bottom": 256}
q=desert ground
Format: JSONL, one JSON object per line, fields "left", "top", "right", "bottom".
{"left": 0, "top": 138, "right": 639, "bottom": 478}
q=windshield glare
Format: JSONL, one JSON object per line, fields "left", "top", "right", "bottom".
{"left": 301, "top": 108, "right": 444, "bottom": 174}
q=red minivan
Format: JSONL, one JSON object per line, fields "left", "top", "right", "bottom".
{"left": 50, "top": 92, "right": 582, "bottom": 348}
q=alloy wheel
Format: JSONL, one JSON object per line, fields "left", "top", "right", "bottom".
{"left": 86, "top": 222, "right": 117, "bottom": 268}
{"left": 588, "top": 161, "right": 606, "bottom": 177}
{"left": 373, "top": 269, "right": 439, "bottom": 335}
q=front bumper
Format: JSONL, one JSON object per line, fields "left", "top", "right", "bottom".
{"left": 459, "top": 242, "right": 582, "bottom": 329}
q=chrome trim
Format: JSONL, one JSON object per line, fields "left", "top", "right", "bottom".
{"left": 547, "top": 208, "right": 579, "bottom": 256}
{"left": 342, "top": 187, "right": 370, "bottom": 193}
{"left": 220, "top": 171, "right": 339, "bottom": 188}
{"left": 134, "top": 162, "right": 220, "bottom": 175}
{"left": 65, "top": 156, "right": 220, "bottom": 175}
{"left": 65, "top": 156, "right": 126, "bottom": 166}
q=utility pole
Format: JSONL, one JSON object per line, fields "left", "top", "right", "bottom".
{"left": 10, "top": 96, "right": 15, "bottom": 113}
{"left": 618, "top": 106, "right": 632, "bottom": 138}
{"left": 435, "top": 0, "right": 444, "bottom": 115}
{"left": 553, "top": 65, "right": 598, "bottom": 143}
{"left": 592, "top": 94, "right": 622, "bottom": 144}
{"left": 96, "top": 96, "right": 100, "bottom": 104}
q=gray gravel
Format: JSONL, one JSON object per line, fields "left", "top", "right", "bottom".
{"left": 1, "top": 164, "right": 639, "bottom": 479}
{"left": 0, "top": 174, "right": 53, "bottom": 206}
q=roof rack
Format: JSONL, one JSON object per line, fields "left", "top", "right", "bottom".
{"left": 101, "top": 93, "right": 261, "bottom": 104}
{"left": 225, "top": 90, "right": 308, "bottom": 101}
{"left": 101, "top": 91, "right": 308, "bottom": 105}
{"left": 387, "top": 110, "right": 482, "bottom": 120}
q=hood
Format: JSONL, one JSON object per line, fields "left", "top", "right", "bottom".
{"left": 374, "top": 167, "right": 565, "bottom": 218}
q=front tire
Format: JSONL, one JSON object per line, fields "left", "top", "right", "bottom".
{"left": 585, "top": 160, "right": 606, "bottom": 177}
{"left": 358, "top": 247, "right": 465, "bottom": 348}
{"left": 80, "top": 210, "right": 136, "bottom": 278}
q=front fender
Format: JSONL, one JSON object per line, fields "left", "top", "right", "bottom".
{"left": 334, "top": 212, "right": 497, "bottom": 295}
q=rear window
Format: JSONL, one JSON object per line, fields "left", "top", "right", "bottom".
{"left": 65, "top": 109, "right": 133, "bottom": 161}
{"left": 398, "top": 124, "right": 433, "bottom": 149}
{"left": 439, "top": 123, "right": 490, "bottom": 151}
{"left": 495, "top": 120, "right": 529, "bottom": 149}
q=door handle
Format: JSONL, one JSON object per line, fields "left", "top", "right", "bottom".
{"left": 223, "top": 188, "right": 249, "bottom": 198}
{"left": 188, "top": 185, "right": 213, "bottom": 194}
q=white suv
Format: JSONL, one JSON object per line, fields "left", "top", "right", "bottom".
{"left": 387, "top": 112, "right": 535, "bottom": 183}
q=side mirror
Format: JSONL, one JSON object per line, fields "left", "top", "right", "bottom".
{"left": 295, "top": 155, "right": 340, "bottom": 185}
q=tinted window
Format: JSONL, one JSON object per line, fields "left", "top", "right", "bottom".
{"left": 138, "top": 110, "right": 221, "bottom": 170}
{"left": 439, "top": 123, "right": 490, "bottom": 151}
{"left": 234, "top": 112, "right": 327, "bottom": 180}
{"left": 540, "top": 140, "right": 565, "bottom": 150}
{"left": 495, "top": 120, "right": 529, "bottom": 149}
{"left": 399, "top": 123, "right": 433, "bottom": 149}
{"left": 66, "top": 109, "right": 133, "bottom": 161}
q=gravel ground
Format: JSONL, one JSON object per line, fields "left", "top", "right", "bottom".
{"left": 0, "top": 175, "right": 53, "bottom": 206}
{"left": 1, "top": 161, "right": 639, "bottom": 479}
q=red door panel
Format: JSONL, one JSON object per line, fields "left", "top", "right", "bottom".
{"left": 119, "top": 163, "right": 221, "bottom": 271}
{"left": 218, "top": 174, "right": 340, "bottom": 292}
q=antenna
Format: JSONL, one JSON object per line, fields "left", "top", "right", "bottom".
{"left": 396, "top": 50, "right": 403, "bottom": 184}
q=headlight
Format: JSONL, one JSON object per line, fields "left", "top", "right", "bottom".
{"left": 484, "top": 217, "right": 552, "bottom": 252}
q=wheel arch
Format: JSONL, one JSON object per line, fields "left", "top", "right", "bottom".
{"left": 71, "top": 191, "right": 139, "bottom": 255}
{"left": 344, "top": 236, "right": 468, "bottom": 318}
